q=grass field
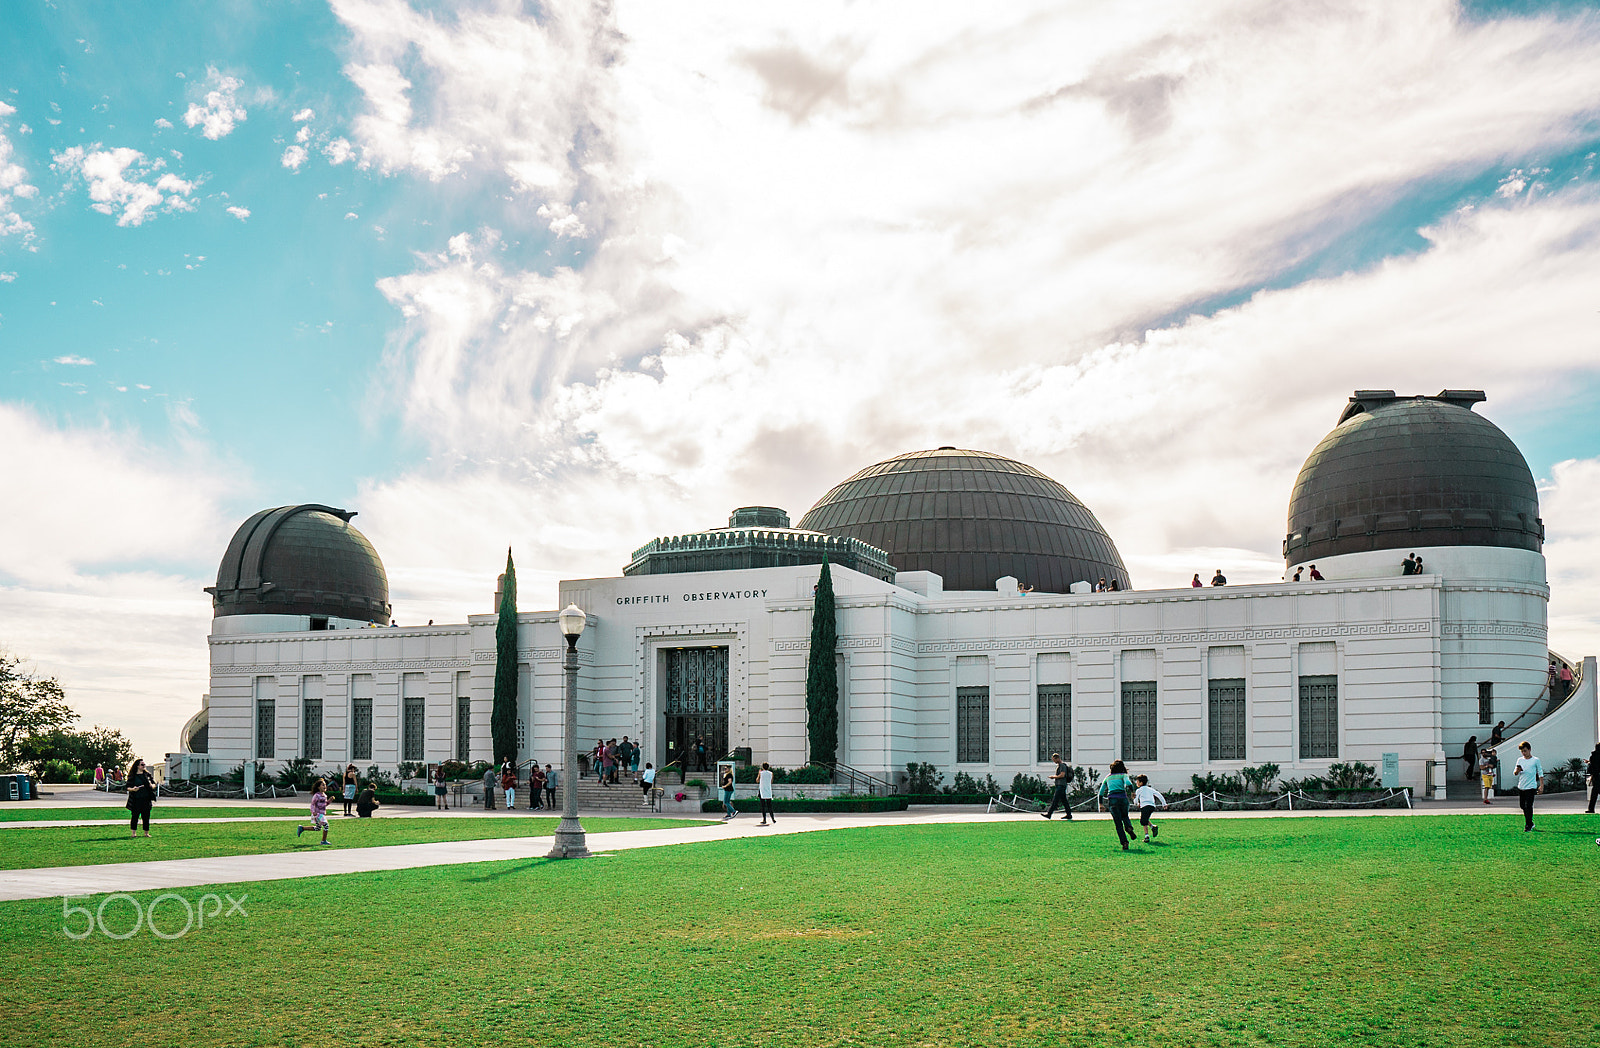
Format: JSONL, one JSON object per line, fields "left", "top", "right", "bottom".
{"left": 0, "top": 816, "right": 706, "bottom": 869}
{"left": 3, "top": 813, "right": 1597, "bottom": 1047}
{"left": 0, "top": 805, "right": 304, "bottom": 823}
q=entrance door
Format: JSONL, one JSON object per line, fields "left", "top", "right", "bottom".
{"left": 664, "top": 646, "right": 729, "bottom": 774}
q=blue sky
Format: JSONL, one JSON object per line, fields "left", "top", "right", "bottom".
{"left": 2, "top": 0, "right": 1599, "bottom": 758}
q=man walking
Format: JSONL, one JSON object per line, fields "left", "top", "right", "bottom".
{"left": 1512, "top": 741, "right": 1543, "bottom": 832}
{"left": 757, "top": 762, "right": 777, "bottom": 826}
{"left": 1042, "top": 752, "right": 1073, "bottom": 820}
{"left": 544, "top": 763, "right": 558, "bottom": 810}
{"left": 483, "top": 763, "right": 497, "bottom": 810}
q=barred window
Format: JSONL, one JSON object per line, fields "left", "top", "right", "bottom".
{"left": 1478, "top": 681, "right": 1493, "bottom": 725}
{"left": 1037, "top": 685, "right": 1071, "bottom": 762}
{"left": 1121, "top": 680, "right": 1158, "bottom": 761}
{"left": 403, "top": 697, "right": 426, "bottom": 762}
{"left": 302, "top": 697, "right": 323, "bottom": 760}
{"left": 457, "top": 696, "right": 471, "bottom": 763}
{"left": 956, "top": 686, "right": 989, "bottom": 763}
{"left": 256, "top": 699, "right": 276, "bottom": 760}
{"left": 1207, "top": 678, "right": 1246, "bottom": 761}
{"left": 351, "top": 697, "right": 372, "bottom": 762}
{"left": 1298, "top": 675, "right": 1338, "bottom": 759}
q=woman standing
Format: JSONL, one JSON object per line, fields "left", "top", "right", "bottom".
{"left": 1461, "top": 736, "right": 1479, "bottom": 783}
{"left": 342, "top": 764, "right": 359, "bottom": 816}
{"left": 719, "top": 764, "right": 738, "bottom": 820}
{"left": 1585, "top": 743, "right": 1600, "bottom": 814}
{"left": 125, "top": 758, "right": 156, "bottom": 838}
{"left": 1097, "top": 760, "right": 1137, "bottom": 851}
{"left": 433, "top": 763, "right": 449, "bottom": 811}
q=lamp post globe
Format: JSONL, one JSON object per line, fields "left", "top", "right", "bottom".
{"left": 549, "top": 603, "right": 590, "bottom": 858}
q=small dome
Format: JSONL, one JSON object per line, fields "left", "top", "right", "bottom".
{"left": 206, "top": 505, "right": 391, "bottom": 624}
{"left": 798, "top": 448, "right": 1128, "bottom": 592}
{"left": 1284, "top": 390, "right": 1543, "bottom": 565}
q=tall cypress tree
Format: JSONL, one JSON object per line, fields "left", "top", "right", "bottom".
{"left": 805, "top": 558, "right": 839, "bottom": 766}
{"left": 492, "top": 548, "right": 519, "bottom": 764}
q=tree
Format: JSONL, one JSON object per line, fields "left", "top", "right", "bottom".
{"left": 0, "top": 654, "right": 75, "bottom": 767}
{"left": 17, "top": 725, "right": 135, "bottom": 776}
{"left": 805, "top": 558, "right": 839, "bottom": 766}
{"left": 492, "top": 548, "right": 519, "bottom": 764}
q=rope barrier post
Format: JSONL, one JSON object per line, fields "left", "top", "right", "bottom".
{"left": 1287, "top": 790, "right": 1293, "bottom": 811}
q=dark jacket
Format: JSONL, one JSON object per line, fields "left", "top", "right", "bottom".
{"left": 1587, "top": 749, "right": 1600, "bottom": 779}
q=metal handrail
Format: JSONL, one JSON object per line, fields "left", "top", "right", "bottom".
{"left": 811, "top": 760, "right": 894, "bottom": 797}
{"left": 1494, "top": 650, "right": 1583, "bottom": 740}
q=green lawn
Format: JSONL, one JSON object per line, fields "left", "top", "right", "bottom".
{"left": 3, "top": 814, "right": 1598, "bottom": 1047}
{"left": 0, "top": 816, "right": 706, "bottom": 869}
{"left": 0, "top": 805, "right": 303, "bottom": 822}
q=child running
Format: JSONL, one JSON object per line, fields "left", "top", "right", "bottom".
{"left": 1134, "top": 774, "right": 1167, "bottom": 843}
{"left": 1097, "top": 760, "right": 1138, "bottom": 851}
{"left": 297, "top": 778, "right": 332, "bottom": 845}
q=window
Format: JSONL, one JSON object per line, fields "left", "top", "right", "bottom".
{"left": 457, "top": 696, "right": 471, "bottom": 762}
{"left": 1478, "top": 681, "right": 1493, "bottom": 725}
{"left": 1298, "top": 675, "right": 1338, "bottom": 759}
{"left": 403, "top": 697, "right": 425, "bottom": 762}
{"left": 351, "top": 673, "right": 373, "bottom": 762}
{"left": 256, "top": 699, "right": 276, "bottom": 759}
{"left": 956, "top": 686, "right": 989, "bottom": 763}
{"left": 1208, "top": 678, "right": 1246, "bottom": 761}
{"left": 1121, "top": 680, "right": 1158, "bottom": 761}
{"left": 301, "top": 676, "right": 323, "bottom": 760}
{"left": 516, "top": 718, "right": 526, "bottom": 752}
{"left": 1037, "top": 684, "right": 1071, "bottom": 762}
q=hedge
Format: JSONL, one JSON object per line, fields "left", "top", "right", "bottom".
{"left": 702, "top": 796, "right": 908, "bottom": 814}
{"left": 372, "top": 792, "right": 435, "bottom": 807}
{"left": 900, "top": 793, "right": 994, "bottom": 805}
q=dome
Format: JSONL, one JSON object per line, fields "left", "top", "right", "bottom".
{"left": 206, "top": 505, "right": 391, "bottom": 625}
{"left": 797, "top": 448, "right": 1129, "bottom": 593}
{"left": 1284, "top": 390, "right": 1543, "bottom": 566}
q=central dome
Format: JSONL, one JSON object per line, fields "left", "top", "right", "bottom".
{"left": 206, "top": 504, "right": 391, "bottom": 625}
{"left": 797, "top": 448, "right": 1129, "bottom": 593}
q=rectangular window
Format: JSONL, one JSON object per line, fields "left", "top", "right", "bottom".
{"left": 1037, "top": 684, "right": 1071, "bottom": 762}
{"left": 1121, "top": 680, "right": 1158, "bottom": 761}
{"left": 255, "top": 698, "right": 276, "bottom": 759}
{"left": 457, "top": 697, "right": 471, "bottom": 762}
{"left": 1298, "top": 674, "right": 1339, "bottom": 759}
{"left": 956, "top": 686, "right": 990, "bottom": 763}
{"left": 403, "top": 697, "right": 426, "bottom": 762}
{"left": 1208, "top": 678, "right": 1246, "bottom": 761}
{"left": 350, "top": 674, "right": 373, "bottom": 762}
{"left": 1478, "top": 681, "right": 1493, "bottom": 725}
{"left": 301, "top": 676, "right": 323, "bottom": 760}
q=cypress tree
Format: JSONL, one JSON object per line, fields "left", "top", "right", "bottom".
{"left": 805, "top": 558, "right": 839, "bottom": 766}
{"left": 492, "top": 548, "right": 519, "bottom": 764}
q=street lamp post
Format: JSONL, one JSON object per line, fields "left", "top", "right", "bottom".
{"left": 548, "top": 602, "right": 590, "bottom": 859}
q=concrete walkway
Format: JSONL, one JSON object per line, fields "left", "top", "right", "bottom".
{"left": 2, "top": 795, "right": 1592, "bottom": 903}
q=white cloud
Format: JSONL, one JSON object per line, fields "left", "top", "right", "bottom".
{"left": 295, "top": 124, "right": 311, "bottom": 144}
{"left": 182, "top": 68, "right": 247, "bottom": 139}
{"left": 536, "top": 200, "right": 587, "bottom": 238}
{"left": 1545, "top": 457, "right": 1600, "bottom": 660}
{"left": 154, "top": 117, "right": 173, "bottom": 129}
{"left": 323, "top": 136, "right": 354, "bottom": 164}
{"left": 52, "top": 144, "right": 197, "bottom": 226}
{"left": 225, "top": 205, "right": 250, "bottom": 220}
{"left": 53, "top": 355, "right": 94, "bottom": 366}
{"left": 281, "top": 144, "right": 308, "bottom": 170}
{"left": 0, "top": 271, "right": 16, "bottom": 282}
{"left": 344, "top": 210, "right": 359, "bottom": 220}
{"left": 0, "top": 108, "right": 38, "bottom": 244}
{"left": 293, "top": 107, "right": 316, "bottom": 122}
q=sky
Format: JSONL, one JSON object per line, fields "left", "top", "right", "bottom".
{"left": 1, "top": 0, "right": 1598, "bottom": 762}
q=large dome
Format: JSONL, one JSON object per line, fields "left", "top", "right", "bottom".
{"left": 1284, "top": 390, "right": 1542, "bottom": 566}
{"left": 206, "top": 504, "right": 391, "bottom": 625}
{"left": 797, "top": 448, "right": 1129, "bottom": 593}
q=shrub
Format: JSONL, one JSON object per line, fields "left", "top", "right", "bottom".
{"left": 702, "top": 796, "right": 908, "bottom": 814}
{"left": 78, "top": 768, "right": 97, "bottom": 784}
{"left": 396, "top": 761, "right": 429, "bottom": 781}
{"left": 274, "top": 756, "right": 315, "bottom": 790}
{"left": 1192, "top": 771, "right": 1243, "bottom": 794}
{"left": 39, "top": 758, "right": 80, "bottom": 783}
{"left": 904, "top": 762, "right": 944, "bottom": 794}
{"left": 1241, "top": 763, "right": 1281, "bottom": 793}
{"left": 363, "top": 765, "right": 398, "bottom": 792}
{"left": 781, "top": 765, "right": 832, "bottom": 784}
{"left": 950, "top": 771, "right": 981, "bottom": 795}
{"left": 1325, "top": 762, "right": 1379, "bottom": 789}
{"left": 1009, "top": 773, "right": 1050, "bottom": 800}
{"left": 684, "top": 778, "right": 708, "bottom": 790}
{"left": 903, "top": 793, "right": 992, "bottom": 805}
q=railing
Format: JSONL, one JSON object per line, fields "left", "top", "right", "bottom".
{"left": 1494, "top": 650, "right": 1583, "bottom": 740}
{"left": 811, "top": 760, "right": 894, "bottom": 797}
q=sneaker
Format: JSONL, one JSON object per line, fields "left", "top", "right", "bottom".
{"left": 1121, "top": 842, "right": 1129, "bottom": 851}
{"left": 1143, "top": 835, "right": 1149, "bottom": 843}
{"left": 1041, "top": 812, "right": 1051, "bottom": 819}
{"left": 296, "top": 826, "right": 304, "bottom": 838}
{"left": 759, "top": 821, "right": 768, "bottom": 826}
{"left": 730, "top": 810, "right": 739, "bottom": 820}
{"left": 1152, "top": 825, "right": 1159, "bottom": 838}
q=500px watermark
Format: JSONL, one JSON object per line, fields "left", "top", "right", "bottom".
{"left": 62, "top": 892, "right": 248, "bottom": 940}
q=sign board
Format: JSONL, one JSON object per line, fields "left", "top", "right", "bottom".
{"left": 1381, "top": 752, "right": 1400, "bottom": 788}
{"left": 244, "top": 762, "right": 256, "bottom": 799}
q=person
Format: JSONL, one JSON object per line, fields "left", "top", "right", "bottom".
{"left": 483, "top": 764, "right": 497, "bottom": 810}
{"left": 592, "top": 739, "right": 606, "bottom": 780}
{"left": 1547, "top": 662, "right": 1559, "bottom": 699}
{"left": 1042, "top": 752, "right": 1073, "bottom": 820}
{"left": 296, "top": 778, "right": 332, "bottom": 845}
{"left": 528, "top": 764, "right": 546, "bottom": 810}
{"left": 630, "top": 739, "right": 641, "bottom": 774}
{"left": 94, "top": 763, "right": 106, "bottom": 790}
{"left": 1134, "top": 775, "right": 1167, "bottom": 843}
{"left": 356, "top": 781, "right": 381, "bottom": 817}
{"left": 433, "top": 763, "right": 448, "bottom": 811}
{"left": 1210, "top": 570, "right": 1226, "bottom": 587}
{"left": 695, "top": 736, "right": 709, "bottom": 773}
{"left": 1559, "top": 662, "right": 1574, "bottom": 703}
{"left": 756, "top": 762, "right": 777, "bottom": 825}
{"left": 124, "top": 758, "right": 156, "bottom": 838}
{"left": 1512, "top": 741, "right": 1543, "bottom": 832}
{"left": 1291, "top": 567, "right": 1303, "bottom": 582}
{"left": 620, "top": 735, "right": 635, "bottom": 775}
{"left": 1461, "top": 735, "right": 1479, "bottom": 782}
{"left": 1096, "top": 578, "right": 1108, "bottom": 592}
{"left": 641, "top": 762, "right": 657, "bottom": 808}
{"left": 1308, "top": 565, "right": 1324, "bottom": 580}
{"left": 544, "top": 763, "right": 558, "bottom": 810}
{"left": 1401, "top": 553, "right": 1416, "bottom": 575}
{"left": 1109, "top": 579, "right": 1121, "bottom": 591}
{"left": 1412, "top": 554, "right": 1424, "bottom": 574}
{"left": 1489, "top": 720, "right": 1507, "bottom": 746}
{"left": 720, "top": 764, "right": 738, "bottom": 820}
{"left": 342, "top": 764, "right": 359, "bottom": 816}
{"left": 1190, "top": 574, "right": 1202, "bottom": 588}
{"left": 1585, "top": 743, "right": 1600, "bottom": 814}
{"left": 501, "top": 764, "right": 517, "bottom": 810}
{"left": 1097, "top": 760, "right": 1137, "bottom": 851}
{"left": 1478, "top": 746, "right": 1498, "bottom": 805}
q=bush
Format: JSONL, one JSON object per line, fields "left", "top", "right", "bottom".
{"left": 903, "top": 793, "right": 992, "bottom": 805}
{"left": 78, "top": 768, "right": 97, "bottom": 784}
{"left": 39, "top": 758, "right": 80, "bottom": 783}
{"left": 1325, "top": 762, "right": 1379, "bottom": 790}
{"left": 1241, "top": 763, "right": 1281, "bottom": 793}
{"left": 363, "top": 765, "right": 398, "bottom": 792}
{"left": 1009, "top": 773, "right": 1050, "bottom": 800}
{"left": 950, "top": 771, "right": 981, "bottom": 795}
{"left": 904, "top": 762, "right": 944, "bottom": 794}
{"left": 275, "top": 756, "right": 315, "bottom": 790}
{"left": 780, "top": 765, "right": 832, "bottom": 784}
{"left": 373, "top": 792, "right": 435, "bottom": 807}
{"left": 397, "top": 761, "right": 428, "bottom": 781}
{"left": 1192, "top": 771, "right": 1244, "bottom": 793}
{"left": 702, "top": 796, "right": 908, "bottom": 814}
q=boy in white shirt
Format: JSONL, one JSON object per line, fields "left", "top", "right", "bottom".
{"left": 757, "top": 762, "right": 777, "bottom": 826}
{"left": 1512, "top": 741, "right": 1543, "bottom": 832}
{"left": 1134, "top": 774, "right": 1167, "bottom": 844}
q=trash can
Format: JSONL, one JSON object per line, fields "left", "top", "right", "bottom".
{"left": 2, "top": 776, "right": 18, "bottom": 801}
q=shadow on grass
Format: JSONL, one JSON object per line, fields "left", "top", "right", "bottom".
{"left": 460, "top": 858, "right": 561, "bottom": 882}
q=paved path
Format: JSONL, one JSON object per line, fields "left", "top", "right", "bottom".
{"left": 1, "top": 795, "right": 1592, "bottom": 903}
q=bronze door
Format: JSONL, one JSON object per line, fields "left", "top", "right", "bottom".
{"left": 664, "top": 647, "right": 729, "bottom": 774}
